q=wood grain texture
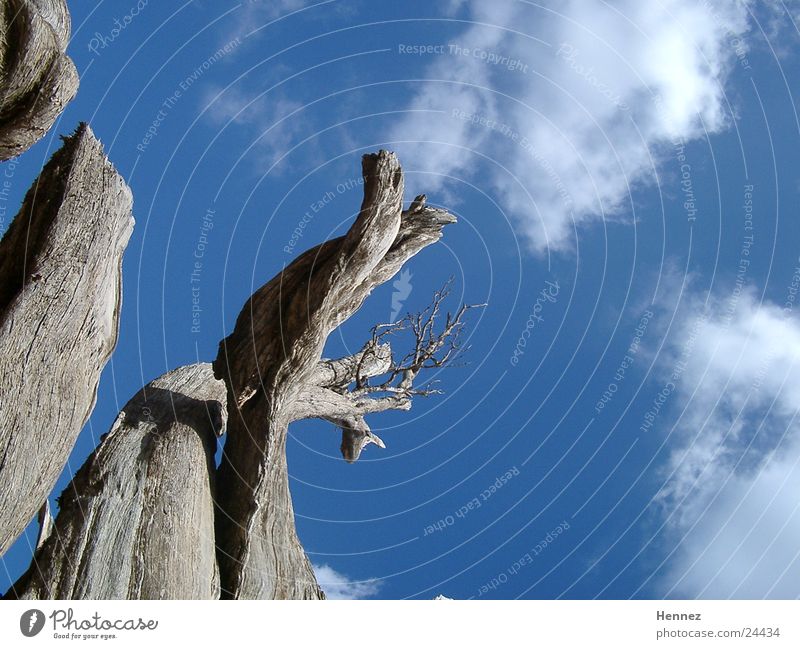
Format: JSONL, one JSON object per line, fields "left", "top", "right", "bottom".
{"left": 214, "top": 151, "right": 456, "bottom": 599}
{"left": 5, "top": 363, "right": 227, "bottom": 600}
{"left": 0, "top": 0, "right": 78, "bottom": 160}
{"left": 0, "top": 123, "right": 133, "bottom": 556}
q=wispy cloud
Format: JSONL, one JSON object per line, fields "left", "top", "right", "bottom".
{"left": 234, "top": 0, "right": 316, "bottom": 31}
{"left": 202, "top": 84, "right": 306, "bottom": 170}
{"left": 313, "top": 563, "right": 383, "bottom": 599}
{"left": 654, "top": 288, "right": 800, "bottom": 597}
{"left": 232, "top": 0, "right": 361, "bottom": 36}
{"left": 389, "top": 0, "right": 754, "bottom": 252}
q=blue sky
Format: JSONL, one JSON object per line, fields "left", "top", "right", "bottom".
{"left": 3, "top": 0, "right": 800, "bottom": 599}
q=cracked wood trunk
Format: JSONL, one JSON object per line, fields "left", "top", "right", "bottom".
{"left": 0, "top": 123, "right": 133, "bottom": 556}
{"left": 5, "top": 364, "right": 226, "bottom": 600}
{"left": 214, "top": 150, "right": 456, "bottom": 599}
{"left": 0, "top": 0, "right": 78, "bottom": 160}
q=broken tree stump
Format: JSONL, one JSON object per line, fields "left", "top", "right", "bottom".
{"left": 0, "top": 123, "right": 134, "bottom": 556}
{"left": 6, "top": 363, "right": 227, "bottom": 599}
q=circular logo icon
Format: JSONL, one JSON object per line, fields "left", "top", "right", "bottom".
{"left": 20, "top": 609, "right": 45, "bottom": 637}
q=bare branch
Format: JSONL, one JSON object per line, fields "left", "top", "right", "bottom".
{"left": 292, "top": 281, "right": 483, "bottom": 462}
{"left": 311, "top": 341, "right": 392, "bottom": 391}
{"left": 353, "top": 280, "right": 484, "bottom": 399}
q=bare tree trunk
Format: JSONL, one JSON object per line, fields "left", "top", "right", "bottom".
{"left": 214, "top": 151, "right": 457, "bottom": 599}
{"left": 5, "top": 364, "right": 227, "bottom": 600}
{"left": 0, "top": 143, "right": 459, "bottom": 600}
{"left": 0, "top": 0, "right": 78, "bottom": 160}
{"left": 0, "top": 123, "right": 133, "bottom": 556}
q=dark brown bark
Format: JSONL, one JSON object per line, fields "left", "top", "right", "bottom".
{"left": 6, "top": 364, "right": 226, "bottom": 600}
{"left": 0, "top": 123, "right": 134, "bottom": 556}
{"left": 213, "top": 150, "right": 457, "bottom": 599}
{"left": 0, "top": 0, "right": 78, "bottom": 161}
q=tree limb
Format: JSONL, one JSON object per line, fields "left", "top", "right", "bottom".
{"left": 295, "top": 282, "right": 481, "bottom": 462}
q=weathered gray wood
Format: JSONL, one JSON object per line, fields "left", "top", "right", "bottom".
{"left": 0, "top": 0, "right": 79, "bottom": 160}
{"left": 214, "top": 151, "right": 456, "bottom": 599}
{"left": 0, "top": 123, "right": 134, "bottom": 556}
{"left": 34, "top": 501, "right": 53, "bottom": 551}
{"left": 5, "top": 363, "right": 227, "bottom": 600}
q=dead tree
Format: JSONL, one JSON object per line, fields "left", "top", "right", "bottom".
{"left": 0, "top": 0, "right": 79, "bottom": 160}
{"left": 213, "top": 150, "right": 465, "bottom": 598}
{"left": 6, "top": 364, "right": 226, "bottom": 600}
{"left": 0, "top": 0, "right": 479, "bottom": 604}
{"left": 0, "top": 123, "right": 133, "bottom": 556}
{"left": 0, "top": 147, "right": 470, "bottom": 600}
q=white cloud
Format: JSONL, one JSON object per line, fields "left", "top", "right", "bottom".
{"left": 313, "top": 563, "right": 383, "bottom": 599}
{"left": 389, "top": 0, "right": 753, "bottom": 251}
{"left": 655, "top": 289, "right": 800, "bottom": 597}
